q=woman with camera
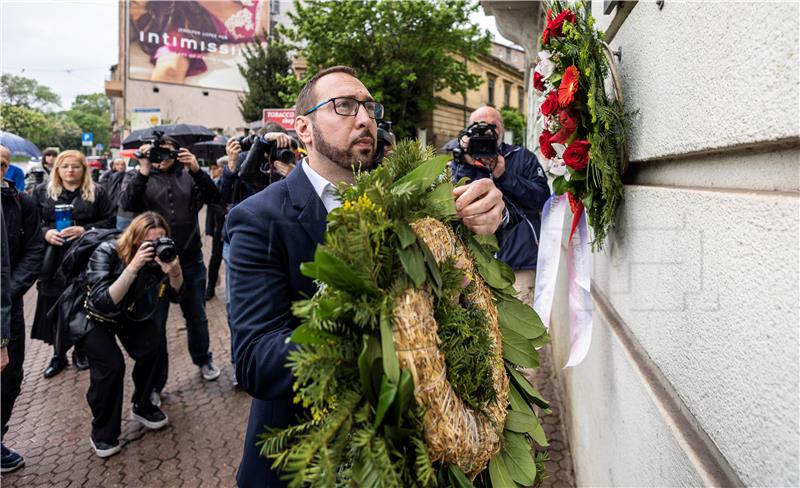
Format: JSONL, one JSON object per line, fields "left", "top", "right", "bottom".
{"left": 82, "top": 211, "right": 181, "bottom": 458}
{"left": 32, "top": 150, "right": 115, "bottom": 378}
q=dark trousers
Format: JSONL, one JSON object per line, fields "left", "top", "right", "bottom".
{"left": 207, "top": 224, "right": 224, "bottom": 291}
{"left": 153, "top": 248, "right": 212, "bottom": 392}
{"left": 1, "top": 299, "right": 25, "bottom": 438}
{"left": 83, "top": 320, "right": 165, "bottom": 443}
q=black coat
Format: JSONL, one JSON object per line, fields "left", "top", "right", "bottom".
{"left": 103, "top": 170, "right": 128, "bottom": 208}
{"left": 32, "top": 183, "right": 115, "bottom": 296}
{"left": 1, "top": 182, "right": 44, "bottom": 300}
{"left": 118, "top": 165, "right": 221, "bottom": 258}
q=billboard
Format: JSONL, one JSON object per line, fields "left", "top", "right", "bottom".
{"left": 131, "top": 108, "right": 161, "bottom": 130}
{"left": 128, "top": 0, "right": 268, "bottom": 91}
{"left": 262, "top": 109, "right": 295, "bottom": 130}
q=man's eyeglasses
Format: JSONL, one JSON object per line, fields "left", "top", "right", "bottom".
{"left": 303, "top": 97, "right": 384, "bottom": 120}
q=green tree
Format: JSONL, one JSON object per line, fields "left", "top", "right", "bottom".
{"left": 71, "top": 93, "right": 111, "bottom": 117}
{"left": 500, "top": 106, "right": 526, "bottom": 146}
{"left": 237, "top": 35, "right": 295, "bottom": 122}
{"left": 64, "top": 92, "right": 111, "bottom": 149}
{"left": 1, "top": 74, "right": 61, "bottom": 110}
{"left": 0, "top": 104, "right": 55, "bottom": 148}
{"left": 285, "top": 0, "right": 491, "bottom": 138}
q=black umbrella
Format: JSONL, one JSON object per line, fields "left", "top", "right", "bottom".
{"left": 122, "top": 124, "right": 216, "bottom": 149}
{"left": 191, "top": 140, "right": 227, "bottom": 162}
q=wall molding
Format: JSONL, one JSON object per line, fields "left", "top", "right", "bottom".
{"left": 591, "top": 285, "right": 745, "bottom": 487}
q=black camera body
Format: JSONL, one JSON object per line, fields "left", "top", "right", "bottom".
{"left": 150, "top": 237, "right": 177, "bottom": 263}
{"left": 237, "top": 135, "right": 298, "bottom": 183}
{"left": 134, "top": 130, "right": 180, "bottom": 164}
{"left": 374, "top": 121, "right": 396, "bottom": 165}
{"left": 452, "top": 121, "right": 499, "bottom": 170}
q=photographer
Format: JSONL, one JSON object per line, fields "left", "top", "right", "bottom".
{"left": 82, "top": 212, "right": 181, "bottom": 458}
{"left": 451, "top": 106, "right": 550, "bottom": 305}
{"left": 119, "top": 134, "right": 222, "bottom": 390}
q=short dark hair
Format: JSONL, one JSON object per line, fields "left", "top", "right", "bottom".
{"left": 295, "top": 65, "right": 358, "bottom": 117}
{"left": 43, "top": 148, "right": 58, "bottom": 157}
{"left": 258, "top": 121, "right": 287, "bottom": 136}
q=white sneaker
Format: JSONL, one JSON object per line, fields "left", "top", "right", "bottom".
{"left": 200, "top": 361, "right": 221, "bottom": 381}
{"left": 90, "top": 437, "right": 121, "bottom": 458}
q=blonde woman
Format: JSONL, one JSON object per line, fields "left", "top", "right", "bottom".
{"left": 31, "top": 150, "right": 114, "bottom": 379}
{"left": 83, "top": 211, "right": 181, "bottom": 457}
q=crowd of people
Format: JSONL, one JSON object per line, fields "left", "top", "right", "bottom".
{"left": 0, "top": 65, "right": 549, "bottom": 487}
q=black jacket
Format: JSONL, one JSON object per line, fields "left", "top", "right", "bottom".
{"left": 451, "top": 143, "right": 550, "bottom": 271}
{"left": 103, "top": 170, "right": 128, "bottom": 208}
{"left": 118, "top": 165, "right": 221, "bottom": 258}
{"left": 1, "top": 182, "right": 44, "bottom": 300}
{"left": 1, "top": 212, "right": 10, "bottom": 346}
{"left": 33, "top": 183, "right": 116, "bottom": 295}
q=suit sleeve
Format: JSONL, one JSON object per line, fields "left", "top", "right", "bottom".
{"left": 227, "top": 203, "right": 297, "bottom": 401}
{"left": 8, "top": 196, "right": 44, "bottom": 299}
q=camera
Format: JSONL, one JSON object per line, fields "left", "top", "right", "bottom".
{"left": 452, "top": 121, "right": 499, "bottom": 170}
{"left": 149, "top": 237, "right": 177, "bottom": 263}
{"left": 134, "top": 130, "right": 180, "bottom": 164}
{"left": 238, "top": 135, "right": 298, "bottom": 184}
{"left": 374, "top": 121, "right": 396, "bottom": 165}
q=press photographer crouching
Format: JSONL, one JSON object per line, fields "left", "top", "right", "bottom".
{"left": 82, "top": 212, "right": 181, "bottom": 458}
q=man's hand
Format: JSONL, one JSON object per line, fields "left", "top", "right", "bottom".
{"left": 453, "top": 178, "right": 505, "bottom": 235}
{"left": 226, "top": 139, "right": 241, "bottom": 172}
{"left": 1, "top": 346, "right": 8, "bottom": 371}
{"left": 137, "top": 144, "right": 152, "bottom": 176}
{"left": 273, "top": 161, "right": 295, "bottom": 177}
{"left": 177, "top": 148, "right": 200, "bottom": 173}
{"left": 264, "top": 132, "right": 292, "bottom": 148}
{"left": 492, "top": 154, "right": 506, "bottom": 179}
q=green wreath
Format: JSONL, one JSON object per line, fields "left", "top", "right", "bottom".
{"left": 260, "top": 140, "right": 551, "bottom": 487}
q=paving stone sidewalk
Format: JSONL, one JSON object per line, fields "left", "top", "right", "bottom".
{"left": 2, "top": 234, "right": 575, "bottom": 487}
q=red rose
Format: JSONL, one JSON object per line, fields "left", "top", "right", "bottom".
{"left": 558, "top": 65, "right": 580, "bottom": 107}
{"left": 539, "top": 131, "right": 556, "bottom": 159}
{"left": 550, "top": 127, "right": 572, "bottom": 144}
{"left": 534, "top": 71, "right": 546, "bottom": 92}
{"left": 563, "top": 140, "right": 590, "bottom": 170}
{"left": 548, "top": 9, "right": 577, "bottom": 37}
{"left": 559, "top": 109, "right": 580, "bottom": 131}
{"left": 541, "top": 91, "right": 559, "bottom": 116}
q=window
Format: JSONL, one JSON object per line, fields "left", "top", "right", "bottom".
{"left": 518, "top": 86, "right": 524, "bottom": 112}
{"left": 504, "top": 81, "right": 512, "bottom": 108}
{"left": 487, "top": 75, "right": 496, "bottom": 106}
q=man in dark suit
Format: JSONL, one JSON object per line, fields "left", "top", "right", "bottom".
{"left": 226, "top": 66, "right": 507, "bottom": 487}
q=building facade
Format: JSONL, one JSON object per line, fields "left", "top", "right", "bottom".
{"left": 483, "top": 1, "right": 799, "bottom": 485}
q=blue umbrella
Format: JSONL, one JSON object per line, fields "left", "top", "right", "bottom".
{"left": 0, "top": 131, "right": 42, "bottom": 158}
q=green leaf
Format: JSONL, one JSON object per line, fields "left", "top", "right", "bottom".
{"left": 419, "top": 239, "right": 442, "bottom": 296}
{"left": 424, "top": 181, "right": 457, "bottom": 219}
{"left": 474, "top": 233, "right": 500, "bottom": 253}
{"left": 552, "top": 175, "right": 569, "bottom": 195}
{"left": 300, "top": 248, "right": 377, "bottom": 296}
{"left": 373, "top": 375, "right": 397, "bottom": 428}
{"left": 380, "top": 308, "right": 400, "bottom": 383}
{"left": 398, "top": 243, "right": 426, "bottom": 288}
{"left": 391, "top": 154, "right": 450, "bottom": 194}
{"left": 497, "top": 299, "right": 547, "bottom": 340}
{"left": 488, "top": 451, "right": 518, "bottom": 488}
{"left": 505, "top": 411, "right": 549, "bottom": 447}
{"left": 502, "top": 328, "right": 539, "bottom": 368}
{"left": 568, "top": 167, "right": 587, "bottom": 181}
{"left": 455, "top": 176, "right": 471, "bottom": 187}
{"left": 502, "top": 431, "right": 537, "bottom": 486}
{"left": 447, "top": 464, "right": 475, "bottom": 488}
{"left": 395, "top": 221, "right": 417, "bottom": 249}
{"left": 508, "top": 382, "right": 534, "bottom": 415}
{"left": 465, "top": 234, "right": 513, "bottom": 289}
{"left": 394, "top": 368, "right": 414, "bottom": 423}
{"left": 358, "top": 335, "right": 382, "bottom": 404}
{"left": 507, "top": 364, "right": 549, "bottom": 409}
{"left": 289, "top": 323, "right": 336, "bottom": 345}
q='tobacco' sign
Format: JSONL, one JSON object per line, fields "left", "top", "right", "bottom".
{"left": 262, "top": 109, "right": 296, "bottom": 130}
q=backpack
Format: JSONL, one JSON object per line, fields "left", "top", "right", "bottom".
{"left": 59, "top": 228, "right": 123, "bottom": 283}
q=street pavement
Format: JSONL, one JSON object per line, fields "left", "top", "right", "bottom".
{"left": 2, "top": 233, "right": 575, "bottom": 487}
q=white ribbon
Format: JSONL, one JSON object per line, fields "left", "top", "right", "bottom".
{"left": 533, "top": 194, "right": 594, "bottom": 367}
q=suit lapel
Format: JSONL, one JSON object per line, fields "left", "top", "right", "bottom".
{"left": 286, "top": 165, "right": 328, "bottom": 246}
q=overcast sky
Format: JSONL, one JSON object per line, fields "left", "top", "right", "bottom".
{"left": 0, "top": 0, "right": 511, "bottom": 111}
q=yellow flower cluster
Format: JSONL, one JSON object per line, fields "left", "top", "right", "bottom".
{"left": 341, "top": 193, "right": 385, "bottom": 217}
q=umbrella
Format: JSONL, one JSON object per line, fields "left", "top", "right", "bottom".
{"left": 0, "top": 131, "right": 42, "bottom": 158}
{"left": 191, "top": 140, "right": 227, "bottom": 162}
{"left": 122, "top": 124, "right": 216, "bottom": 149}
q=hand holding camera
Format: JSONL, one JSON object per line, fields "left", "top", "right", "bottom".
{"left": 127, "top": 237, "right": 178, "bottom": 275}
{"left": 453, "top": 121, "right": 501, "bottom": 173}
{"left": 128, "top": 241, "right": 156, "bottom": 273}
{"left": 176, "top": 148, "right": 200, "bottom": 173}
{"left": 225, "top": 138, "right": 241, "bottom": 172}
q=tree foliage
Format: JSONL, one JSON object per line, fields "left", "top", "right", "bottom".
{"left": 284, "top": 0, "right": 491, "bottom": 138}
{"left": 500, "top": 106, "right": 526, "bottom": 146}
{"left": 237, "top": 35, "right": 295, "bottom": 122}
{"left": 1, "top": 74, "right": 61, "bottom": 111}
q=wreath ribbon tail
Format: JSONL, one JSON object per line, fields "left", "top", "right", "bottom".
{"left": 565, "top": 210, "right": 593, "bottom": 368}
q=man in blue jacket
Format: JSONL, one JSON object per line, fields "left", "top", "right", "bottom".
{"left": 451, "top": 106, "right": 550, "bottom": 306}
{"left": 226, "top": 65, "right": 507, "bottom": 487}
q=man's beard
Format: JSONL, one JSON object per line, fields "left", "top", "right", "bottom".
{"left": 312, "top": 124, "right": 376, "bottom": 171}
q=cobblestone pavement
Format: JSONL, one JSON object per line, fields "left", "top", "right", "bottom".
{"left": 2, "top": 234, "right": 575, "bottom": 487}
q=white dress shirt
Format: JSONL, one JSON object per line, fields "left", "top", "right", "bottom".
{"left": 301, "top": 159, "right": 341, "bottom": 212}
